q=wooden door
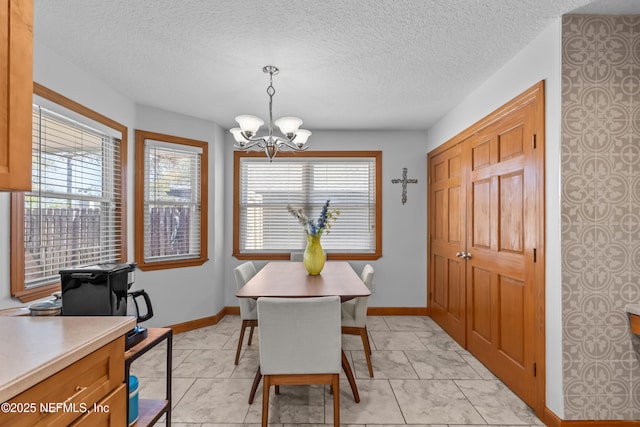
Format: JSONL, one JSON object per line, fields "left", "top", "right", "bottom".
{"left": 428, "top": 144, "right": 466, "bottom": 346}
{"left": 427, "top": 82, "right": 545, "bottom": 413}
{"left": 465, "top": 101, "right": 538, "bottom": 407}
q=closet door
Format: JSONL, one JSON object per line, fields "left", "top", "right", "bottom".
{"left": 465, "top": 101, "right": 537, "bottom": 406}
{"left": 428, "top": 82, "right": 544, "bottom": 413}
{"left": 428, "top": 143, "right": 466, "bottom": 346}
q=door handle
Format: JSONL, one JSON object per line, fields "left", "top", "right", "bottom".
{"left": 456, "top": 251, "right": 464, "bottom": 258}
{"left": 462, "top": 252, "right": 472, "bottom": 260}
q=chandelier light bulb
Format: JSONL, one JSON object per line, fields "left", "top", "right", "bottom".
{"left": 235, "top": 115, "right": 264, "bottom": 137}
{"left": 274, "top": 117, "right": 303, "bottom": 138}
{"left": 294, "top": 129, "right": 312, "bottom": 146}
{"left": 230, "top": 127, "right": 246, "bottom": 144}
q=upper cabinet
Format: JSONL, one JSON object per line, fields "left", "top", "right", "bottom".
{"left": 0, "top": 0, "right": 33, "bottom": 191}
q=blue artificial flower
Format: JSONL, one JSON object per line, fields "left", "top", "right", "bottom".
{"left": 287, "top": 199, "right": 339, "bottom": 236}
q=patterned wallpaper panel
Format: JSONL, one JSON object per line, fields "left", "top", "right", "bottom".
{"left": 561, "top": 15, "right": 640, "bottom": 420}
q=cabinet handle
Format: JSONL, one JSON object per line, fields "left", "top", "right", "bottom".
{"left": 41, "top": 386, "right": 88, "bottom": 413}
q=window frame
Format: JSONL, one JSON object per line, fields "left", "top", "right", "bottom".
{"left": 134, "top": 129, "right": 209, "bottom": 271}
{"left": 10, "top": 83, "right": 128, "bottom": 302}
{"left": 233, "top": 150, "right": 382, "bottom": 260}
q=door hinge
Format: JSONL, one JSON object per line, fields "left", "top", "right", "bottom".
{"left": 532, "top": 134, "right": 537, "bottom": 149}
{"left": 533, "top": 248, "right": 537, "bottom": 262}
{"left": 533, "top": 362, "right": 537, "bottom": 377}
{"left": 428, "top": 175, "right": 431, "bottom": 184}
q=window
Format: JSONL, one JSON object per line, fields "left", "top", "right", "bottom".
{"left": 233, "top": 151, "right": 382, "bottom": 260}
{"left": 10, "top": 84, "right": 127, "bottom": 302}
{"left": 134, "top": 130, "right": 208, "bottom": 271}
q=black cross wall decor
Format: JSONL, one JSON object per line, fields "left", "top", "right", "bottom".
{"left": 391, "top": 167, "right": 418, "bottom": 205}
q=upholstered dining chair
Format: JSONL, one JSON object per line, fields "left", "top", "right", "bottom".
{"left": 255, "top": 296, "right": 342, "bottom": 427}
{"left": 234, "top": 261, "right": 258, "bottom": 365}
{"left": 341, "top": 264, "right": 375, "bottom": 377}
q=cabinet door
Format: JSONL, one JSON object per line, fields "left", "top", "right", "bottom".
{"left": 0, "top": 0, "right": 32, "bottom": 191}
{"left": 69, "top": 385, "right": 126, "bottom": 427}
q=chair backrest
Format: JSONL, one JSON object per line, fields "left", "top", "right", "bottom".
{"left": 234, "top": 261, "right": 257, "bottom": 318}
{"left": 290, "top": 252, "right": 304, "bottom": 261}
{"left": 349, "top": 264, "right": 374, "bottom": 325}
{"left": 234, "top": 261, "right": 257, "bottom": 290}
{"left": 360, "top": 264, "right": 374, "bottom": 290}
{"left": 257, "top": 296, "right": 341, "bottom": 375}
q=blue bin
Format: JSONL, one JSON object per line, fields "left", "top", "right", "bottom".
{"left": 128, "top": 375, "right": 139, "bottom": 426}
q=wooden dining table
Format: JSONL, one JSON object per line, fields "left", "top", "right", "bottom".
{"left": 236, "top": 261, "right": 371, "bottom": 403}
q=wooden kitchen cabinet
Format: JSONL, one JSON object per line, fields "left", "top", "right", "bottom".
{"left": 0, "top": 336, "right": 126, "bottom": 427}
{"left": 0, "top": 0, "right": 33, "bottom": 191}
{"left": 69, "top": 384, "right": 126, "bottom": 427}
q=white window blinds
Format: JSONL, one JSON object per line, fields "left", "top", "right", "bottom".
{"left": 238, "top": 155, "right": 377, "bottom": 253}
{"left": 25, "top": 106, "right": 122, "bottom": 289}
{"left": 143, "top": 140, "right": 202, "bottom": 263}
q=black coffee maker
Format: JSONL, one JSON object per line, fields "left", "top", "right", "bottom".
{"left": 59, "top": 262, "right": 153, "bottom": 349}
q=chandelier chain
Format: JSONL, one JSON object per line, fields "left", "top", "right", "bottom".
{"left": 267, "top": 70, "right": 275, "bottom": 137}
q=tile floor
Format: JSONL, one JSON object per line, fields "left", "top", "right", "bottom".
{"left": 131, "top": 315, "right": 545, "bottom": 427}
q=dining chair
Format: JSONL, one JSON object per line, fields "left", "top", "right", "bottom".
{"left": 234, "top": 261, "right": 258, "bottom": 365}
{"left": 255, "top": 296, "right": 342, "bottom": 427}
{"left": 341, "top": 263, "right": 375, "bottom": 377}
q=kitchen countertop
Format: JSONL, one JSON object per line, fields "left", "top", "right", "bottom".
{"left": 625, "top": 304, "right": 640, "bottom": 317}
{"left": 0, "top": 316, "right": 136, "bottom": 403}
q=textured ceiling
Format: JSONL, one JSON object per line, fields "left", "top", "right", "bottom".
{"left": 33, "top": 0, "right": 640, "bottom": 131}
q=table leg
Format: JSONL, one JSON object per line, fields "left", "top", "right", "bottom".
{"left": 341, "top": 350, "right": 360, "bottom": 403}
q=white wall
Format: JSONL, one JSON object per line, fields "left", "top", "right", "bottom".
{"left": 133, "top": 105, "right": 226, "bottom": 327}
{"left": 425, "top": 19, "right": 564, "bottom": 417}
{"left": 0, "top": 42, "right": 228, "bottom": 328}
{"left": 223, "top": 130, "right": 429, "bottom": 309}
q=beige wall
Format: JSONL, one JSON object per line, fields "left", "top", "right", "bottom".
{"left": 561, "top": 14, "right": 640, "bottom": 419}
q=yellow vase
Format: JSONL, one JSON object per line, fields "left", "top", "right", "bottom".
{"left": 303, "top": 233, "right": 326, "bottom": 275}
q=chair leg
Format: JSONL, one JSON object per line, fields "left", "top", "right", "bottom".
{"left": 248, "top": 325, "right": 255, "bottom": 346}
{"left": 235, "top": 320, "right": 248, "bottom": 365}
{"left": 341, "top": 350, "right": 360, "bottom": 403}
{"left": 249, "top": 366, "right": 262, "bottom": 404}
{"left": 262, "top": 375, "right": 271, "bottom": 427}
{"left": 360, "top": 327, "right": 374, "bottom": 377}
{"left": 332, "top": 374, "right": 340, "bottom": 427}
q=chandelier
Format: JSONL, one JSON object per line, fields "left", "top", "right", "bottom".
{"left": 230, "top": 65, "right": 311, "bottom": 160}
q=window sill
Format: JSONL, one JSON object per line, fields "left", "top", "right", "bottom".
{"left": 135, "top": 257, "right": 209, "bottom": 272}
{"left": 13, "top": 283, "right": 61, "bottom": 303}
{"left": 233, "top": 252, "right": 381, "bottom": 261}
